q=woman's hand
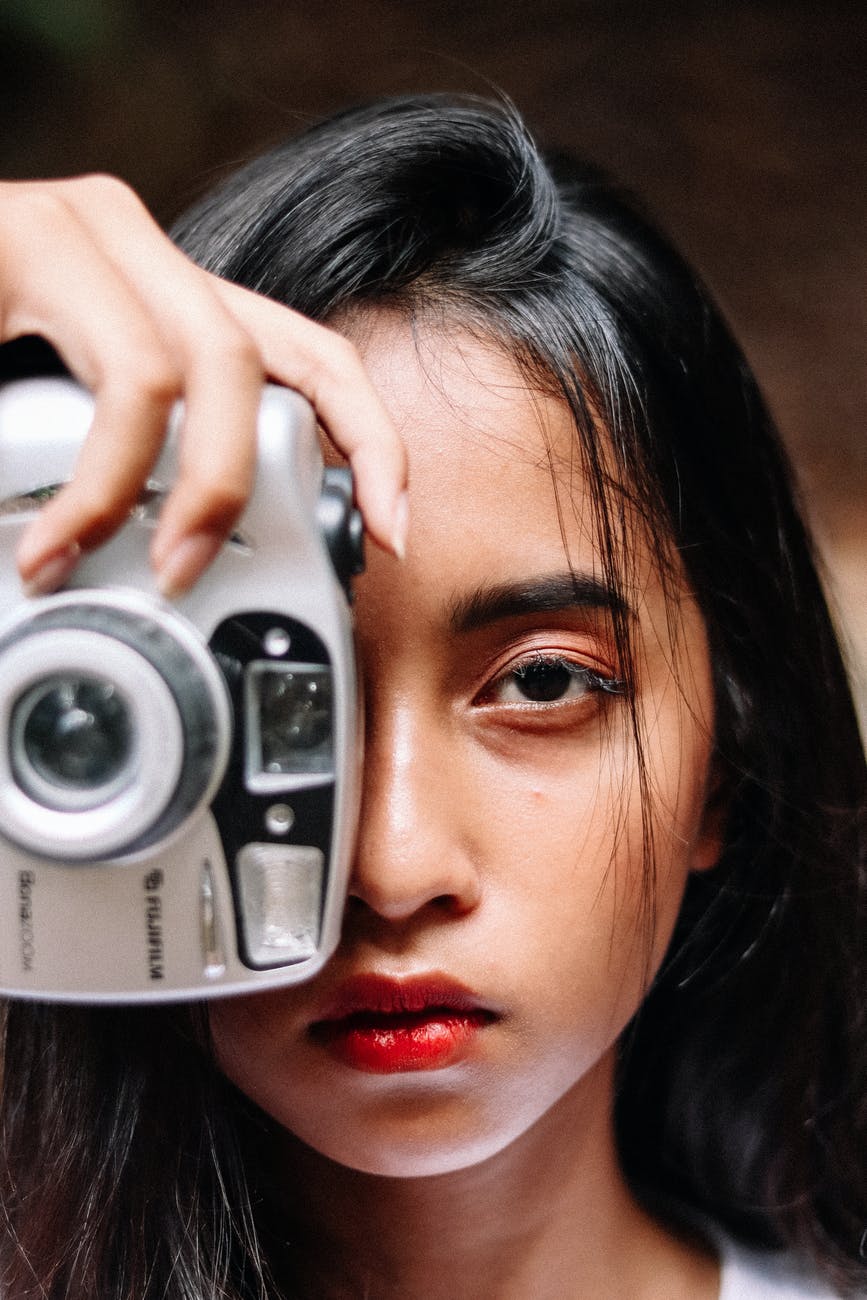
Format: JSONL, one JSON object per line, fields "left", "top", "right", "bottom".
{"left": 0, "top": 175, "right": 408, "bottom": 596}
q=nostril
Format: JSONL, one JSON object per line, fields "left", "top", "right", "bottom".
{"left": 433, "top": 892, "right": 474, "bottom": 916}
{"left": 341, "top": 878, "right": 479, "bottom": 929}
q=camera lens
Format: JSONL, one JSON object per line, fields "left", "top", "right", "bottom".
{"left": 12, "top": 674, "right": 134, "bottom": 805}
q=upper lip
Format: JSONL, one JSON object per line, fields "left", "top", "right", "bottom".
{"left": 312, "top": 973, "right": 494, "bottom": 1024}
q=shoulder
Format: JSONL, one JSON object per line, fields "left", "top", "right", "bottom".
{"left": 719, "top": 1239, "right": 861, "bottom": 1300}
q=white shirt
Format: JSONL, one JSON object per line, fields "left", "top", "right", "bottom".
{"left": 719, "top": 1240, "right": 860, "bottom": 1299}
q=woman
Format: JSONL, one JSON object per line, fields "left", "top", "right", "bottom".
{"left": 0, "top": 97, "right": 864, "bottom": 1298}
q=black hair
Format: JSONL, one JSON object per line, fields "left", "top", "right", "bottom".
{"left": 1, "top": 95, "right": 864, "bottom": 1298}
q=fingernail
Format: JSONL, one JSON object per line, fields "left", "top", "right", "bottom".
{"left": 155, "top": 531, "right": 222, "bottom": 599}
{"left": 391, "top": 491, "right": 409, "bottom": 561}
{"left": 21, "top": 542, "right": 81, "bottom": 597}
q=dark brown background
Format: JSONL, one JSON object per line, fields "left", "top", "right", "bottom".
{"left": 2, "top": 0, "right": 864, "bottom": 715}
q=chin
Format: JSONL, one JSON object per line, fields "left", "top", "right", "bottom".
{"left": 305, "top": 1128, "right": 522, "bottom": 1179}
{"left": 283, "top": 1085, "right": 562, "bottom": 1180}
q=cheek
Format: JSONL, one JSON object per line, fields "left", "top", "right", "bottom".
{"left": 481, "top": 732, "right": 701, "bottom": 1019}
{"left": 207, "top": 984, "right": 310, "bottom": 1100}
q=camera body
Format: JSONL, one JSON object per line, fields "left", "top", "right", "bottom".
{"left": 0, "top": 377, "right": 362, "bottom": 1002}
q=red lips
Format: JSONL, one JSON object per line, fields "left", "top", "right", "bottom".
{"left": 309, "top": 974, "right": 496, "bottom": 1073}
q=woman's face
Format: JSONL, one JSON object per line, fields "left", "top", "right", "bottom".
{"left": 209, "top": 314, "right": 720, "bottom": 1177}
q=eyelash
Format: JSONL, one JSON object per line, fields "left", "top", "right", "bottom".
{"left": 478, "top": 653, "right": 625, "bottom": 710}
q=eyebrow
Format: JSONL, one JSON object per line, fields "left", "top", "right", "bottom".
{"left": 448, "top": 572, "right": 633, "bottom": 635}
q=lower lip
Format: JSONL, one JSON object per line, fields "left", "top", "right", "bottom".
{"left": 311, "top": 1010, "right": 492, "bottom": 1073}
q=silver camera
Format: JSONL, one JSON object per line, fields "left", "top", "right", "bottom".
{"left": 0, "top": 377, "right": 362, "bottom": 1002}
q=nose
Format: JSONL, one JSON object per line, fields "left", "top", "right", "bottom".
{"left": 347, "top": 697, "right": 481, "bottom": 925}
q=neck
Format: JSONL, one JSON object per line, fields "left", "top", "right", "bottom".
{"left": 264, "top": 1056, "right": 718, "bottom": 1300}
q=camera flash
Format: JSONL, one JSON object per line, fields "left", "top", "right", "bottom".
{"left": 235, "top": 843, "right": 324, "bottom": 968}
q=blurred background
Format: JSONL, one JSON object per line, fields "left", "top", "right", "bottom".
{"left": 1, "top": 0, "right": 864, "bottom": 722}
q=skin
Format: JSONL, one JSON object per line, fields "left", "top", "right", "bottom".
{"left": 209, "top": 314, "right": 723, "bottom": 1298}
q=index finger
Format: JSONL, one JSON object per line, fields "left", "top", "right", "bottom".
{"left": 213, "top": 280, "right": 409, "bottom": 559}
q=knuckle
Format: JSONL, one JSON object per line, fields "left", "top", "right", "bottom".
{"left": 2, "top": 176, "right": 145, "bottom": 243}
{"left": 105, "top": 354, "right": 182, "bottom": 413}
{"left": 68, "top": 172, "right": 144, "bottom": 214}
{"left": 4, "top": 184, "right": 76, "bottom": 234}
{"left": 73, "top": 482, "right": 133, "bottom": 541}
{"left": 183, "top": 470, "right": 249, "bottom": 525}
{"left": 200, "top": 326, "right": 262, "bottom": 385}
{"left": 134, "top": 355, "right": 184, "bottom": 407}
{"left": 294, "top": 331, "right": 361, "bottom": 400}
{"left": 325, "top": 333, "right": 363, "bottom": 377}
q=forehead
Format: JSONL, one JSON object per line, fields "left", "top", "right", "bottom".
{"left": 344, "top": 311, "right": 657, "bottom": 600}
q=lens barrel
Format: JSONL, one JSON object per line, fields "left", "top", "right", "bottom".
{"left": 0, "top": 592, "right": 231, "bottom": 861}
